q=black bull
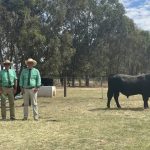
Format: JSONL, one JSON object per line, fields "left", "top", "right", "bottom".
{"left": 107, "top": 74, "right": 150, "bottom": 109}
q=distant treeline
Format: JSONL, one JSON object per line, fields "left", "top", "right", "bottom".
{"left": 0, "top": 0, "right": 150, "bottom": 82}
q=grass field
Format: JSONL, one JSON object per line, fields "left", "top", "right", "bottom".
{"left": 1, "top": 87, "right": 150, "bottom": 150}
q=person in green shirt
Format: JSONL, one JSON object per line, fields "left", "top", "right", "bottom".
{"left": 19, "top": 58, "right": 41, "bottom": 121}
{"left": 0, "top": 60, "right": 17, "bottom": 121}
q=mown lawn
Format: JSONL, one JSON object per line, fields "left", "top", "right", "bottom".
{"left": 0, "top": 87, "right": 150, "bottom": 150}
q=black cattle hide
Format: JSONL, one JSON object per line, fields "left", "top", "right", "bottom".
{"left": 107, "top": 74, "right": 150, "bottom": 109}
{"left": 41, "top": 78, "right": 53, "bottom": 86}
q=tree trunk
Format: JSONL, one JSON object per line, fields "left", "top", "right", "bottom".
{"left": 85, "top": 75, "right": 89, "bottom": 87}
{"left": 72, "top": 76, "right": 75, "bottom": 87}
{"left": 79, "top": 78, "right": 81, "bottom": 87}
{"left": 0, "top": 44, "right": 4, "bottom": 70}
{"left": 60, "top": 77, "right": 64, "bottom": 86}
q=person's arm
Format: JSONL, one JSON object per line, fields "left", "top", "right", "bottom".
{"left": 36, "top": 69, "right": 41, "bottom": 88}
{"left": 19, "top": 70, "right": 24, "bottom": 94}
{"left": 13, "top": 79, "right": 17, "bottom": 94}
{"left": 13, "top": 70, "right": 18, "bottom": 90}
{"left": 34, "top": 69, "right": 41, "bottom": 93}
{"left": 19, "top": 70, "right": 24, "bottom": 87}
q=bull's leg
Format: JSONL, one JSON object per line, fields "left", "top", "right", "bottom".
{"left": 107, "top": 89, "right": 113, "bottom": 108}
{"left": 114, "top": 92, "right": 121, "bottom": 108}
{"left": 142, "top": 95, "right": 149, "bottom": 109}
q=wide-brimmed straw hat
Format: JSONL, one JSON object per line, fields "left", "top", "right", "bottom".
{"left": 3, "top": 60, "right": 12, "bottom": 65}
{"left": 25, "top": 58, "right": 37, "bottom": 66}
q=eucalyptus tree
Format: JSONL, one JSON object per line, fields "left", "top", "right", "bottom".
{"left": 126, "top": 29, "right": 150, "bottom": 74}
{"left": 0, "top": 0, "right": 46, "bottom": 74}
{"left": 17, "top": 0, "right": 46, "bottom": 73}
{"left": 0, "top": 26, "right": 5, "bottom": 66}
{"left": 1, "top": 0, "right": 150, "bottom": 81}
{"left": 63, "top": 0, "right": 129, "bottom": 84}
{"left": 0, "top": 0, "right": 25, "bottom": 60}
{"left": 0, "top": 0, "right": 26, "bottom": 73}
{"left": 70, "top": 0, "right": 127, "bottom": 77}
{"left": 95, "top": 0, "right": 127, "bottom": 75}
{"left": 65, "top": 0, "right": 100, "bottom": 85}
{"left": 40, "top": 0, "right": 76, "bottom": 78}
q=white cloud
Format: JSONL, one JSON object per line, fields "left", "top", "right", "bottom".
{"left": 120, "top": 0, "right": 140, "bottom": 7}
{"left": 120, "top": 0, "right": 150, "bottom": 31}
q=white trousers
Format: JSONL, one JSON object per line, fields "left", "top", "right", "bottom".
{"left": 23, "top": 89, "right": 38, "bottom": 119}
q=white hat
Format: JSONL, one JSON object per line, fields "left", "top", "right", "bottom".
{"left": 3, "top": 60, "right": 12, "bottom": 65}
{"left": 25, "top": 58, "right": 37, "bottom": 66}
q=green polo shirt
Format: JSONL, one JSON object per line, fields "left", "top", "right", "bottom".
{"left": 19, "top": 68, "right": 41, "bottom": 88}
{"left": 0, "top": 69, "right": 17, "bottom": 87}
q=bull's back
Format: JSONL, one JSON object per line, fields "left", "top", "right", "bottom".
{"left": 108, "top": 74, "right": 144, "bottom": 96}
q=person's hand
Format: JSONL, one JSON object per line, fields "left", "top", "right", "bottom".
{"left": 33, "top": 88, "right": 39, "bottom": 93}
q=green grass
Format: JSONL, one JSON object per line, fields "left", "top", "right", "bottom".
{"left": 1, "top": 87, "right": 150, "bottom": 150}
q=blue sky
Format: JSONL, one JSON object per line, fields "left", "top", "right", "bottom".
{"left": 120, "top": 0, "right": 150, "bottom": 31}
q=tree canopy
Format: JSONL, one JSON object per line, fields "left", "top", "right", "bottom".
{"left": 0, "top": 0, "right": 150, "bottom": 79}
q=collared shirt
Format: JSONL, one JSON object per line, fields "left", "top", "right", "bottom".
{"left": 0, "top": 69, "right": 17, "bottom": 87}
{"left": 19, "top": 68, "right": 41, "bottom": 88}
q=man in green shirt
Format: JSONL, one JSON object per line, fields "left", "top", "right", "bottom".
{"left": 0, "top": 60, "right": 17, "bottom": 120}
{"left": 19, "top": 58, "right": 41, "bottom": 121}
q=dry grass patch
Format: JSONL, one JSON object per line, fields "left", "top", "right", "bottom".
{"left": 0, "top": 88, "right": 150, "bottom": 150}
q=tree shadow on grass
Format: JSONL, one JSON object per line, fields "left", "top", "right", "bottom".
{"left": 88, "top": 107, "right": 144, "bottom": 112}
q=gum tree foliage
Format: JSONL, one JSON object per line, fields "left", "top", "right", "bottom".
{"left": 0, "top": 0, "right": 150, "bottom": 82}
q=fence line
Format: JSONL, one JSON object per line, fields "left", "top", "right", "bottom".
{"left": 52, "top": 76, "right": 108, "bottom": 88}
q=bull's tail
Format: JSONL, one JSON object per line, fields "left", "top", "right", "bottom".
{"left": 107, "top": 75, "right": 115, "bottom": 108}
{"left": 107, "top": 75, "right": 115, "bottom": 95}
